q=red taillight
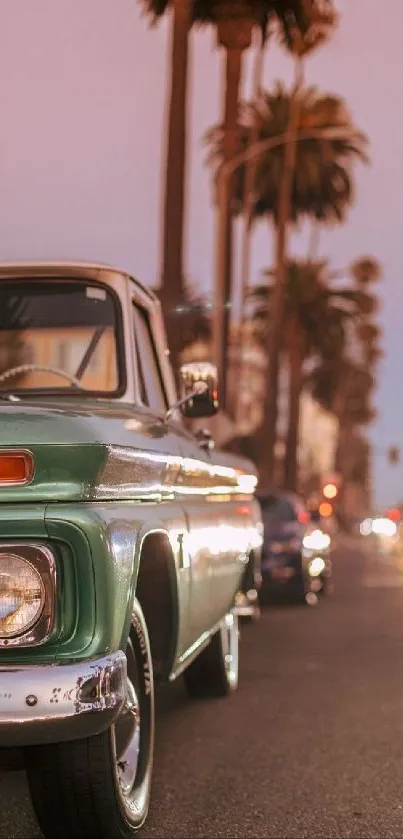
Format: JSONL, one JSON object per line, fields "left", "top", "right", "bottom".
{"left": 0, "top": 451, "right": 34, "bottom": 485}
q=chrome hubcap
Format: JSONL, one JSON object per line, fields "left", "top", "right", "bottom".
{"left": 220, "top": 611, "right": 239, "bottom": 690}
{"left": 114, "top": 642, "right": 141, "bottom": 798}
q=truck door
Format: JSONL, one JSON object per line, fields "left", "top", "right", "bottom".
{"left": 131, "top": 303, "right": 205, "bottom": 654}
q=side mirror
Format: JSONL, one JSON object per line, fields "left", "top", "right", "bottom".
{"left": 178, "top": 362, "right": 220, "bottom": 419}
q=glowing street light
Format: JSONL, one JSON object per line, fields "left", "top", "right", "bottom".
{"left": 323, "top": 483, "right": 338, "bottom": 500}
{"left": 319, "top": 501, "right": 333, "bottom": 518}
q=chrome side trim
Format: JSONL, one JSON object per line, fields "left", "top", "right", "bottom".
{"left": 92, "top": 445, "right": 181, "bottom": 501}
{"left": 0, "top": 543, "right": 56, "bottom": 648}
{"left": 92, "top": 445, "right": 258, "bottom": 501}
{"left": 0, "top": 650, "right": 127, "bottom": 747}
{"left": 170, "top": 622, "right": 223, "bottom": 680}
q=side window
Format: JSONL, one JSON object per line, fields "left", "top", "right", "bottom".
{"left": 133, "top": 305, "right": 168, "bottom": 414}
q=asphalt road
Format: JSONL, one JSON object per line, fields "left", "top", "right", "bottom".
{"left": 3, "top": 536, "right": 403, "bottom": 839}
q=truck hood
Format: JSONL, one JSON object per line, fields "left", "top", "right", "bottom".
{"left": 0, "top": 398, "right": 180, "bottom": 503}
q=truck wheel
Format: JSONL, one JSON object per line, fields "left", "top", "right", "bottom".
{"left": 25, "top": 600, "right": 154, "bottom": 839}
{"left": 184, "top": 611, "right": 239, "bottom": 698}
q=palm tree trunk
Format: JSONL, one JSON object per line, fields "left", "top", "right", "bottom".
{"left": 283, "top": 326, "right": 304, "bottom": 492}
{"left": 332, "top": 370, "right": 353, "bottom": 527}
{"left": 239, "top": 29, "right": 267, "bottom": 318}
{"left": 308, "top": 224, "right": 320, "bottom": 261}
{"left": 335, "top": 417, "right": 354, "bottom": 529}
{"left": 332, "top": 365, "right": 353, "bottom": 472}
{"left": 216, "top": 17, "right": 253, "bottom": 412}
{"left": 232, "top": 29, "right": 267, "bottom": 421}
{"left": 221, "top": 46, "right": 242, "bottom": 410}
{"left": 158, "top": 0, "right": 191, "bottom": 378}
{"left": 256, "top": 61, "right": 303, "bottom": 488}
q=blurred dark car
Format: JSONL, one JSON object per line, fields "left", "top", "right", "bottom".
{"left": 257, "top": 491, "right": 332, "bottom": 605}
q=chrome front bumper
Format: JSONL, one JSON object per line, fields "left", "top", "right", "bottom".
{"left": 0, "top": 650, "right": 127, "bottom": 747}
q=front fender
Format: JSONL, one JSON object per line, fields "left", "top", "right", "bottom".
{"left": 45, "top": 502, "right": 186, "bottom": 660}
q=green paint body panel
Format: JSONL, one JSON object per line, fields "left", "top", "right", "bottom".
{"left": 0, "top": 395, "right": 193, "bottom": 666}
{"left": 0, "top": 381, "right": 260, "bottom": 676}
{"left": 0, "top": 505, "right": 96, "bottom": 664}
{"left": 0, "top": 397, "right": 245, "bottom": 670}
{"left": 0, "top": 399, "right": 188, "bottom": 503}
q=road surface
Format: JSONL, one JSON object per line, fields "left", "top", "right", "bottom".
{"left": 2, "top": 536, "right": 403, "bottom": 838}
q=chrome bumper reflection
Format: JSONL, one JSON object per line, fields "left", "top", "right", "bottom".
{"left": 233, "top": 590, "right": 260, "bottom": 618}
{"left": 0, "top": 650, "right": 127, "bottom": 747}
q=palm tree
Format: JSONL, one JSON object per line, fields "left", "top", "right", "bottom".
{"left": 207, "top": 85, "right": 368, "bottom": 222}
{"left": 206, "top": 84, "right": 368, "bottom": 484}
{"left": 142, "top": 0, "right": 314, "bottom": 377}
{"left": 309, "top": 359, "right": 377, "bottom": 530}
{"left": 315, "top": 358, "right": 377, "bottom": 529}
{"left": 312, "top": 357, "right": 377, "bottom": 428}
{"left": 309, "top": 258, "right": 382, "bottom": 505}
{"left": 350, "top": 256, "right": 383, "bottom": 286}
{"left": 239, "top": 18, "right": 269, "bottom": 328}
{"left": 236, "top": 1, "right": 336, "bottom": 428}
{"left": 271, "top": 0, "right": 338, "bottom": 443}
{"left": 247, "top": 258, "right": 375, "bottom": 490}
{"left": 173, "top": 280, "right": 212, "bottom": 350}
{"left": 142, "top": 0, "right": 192, "bottom": 378}
{"left": 240, "top": 0, "right": 337, "bottom": 327}
{"left": 276, "top": 0, "right": 338, "bottom": 270}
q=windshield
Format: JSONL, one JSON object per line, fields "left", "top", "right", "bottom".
{"left": 0, "top": 279, "right": 122, "bottom": 395}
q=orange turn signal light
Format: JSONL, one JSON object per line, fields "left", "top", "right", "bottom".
{"left": 0, "top": 450, "right": 34, "bottom": 485}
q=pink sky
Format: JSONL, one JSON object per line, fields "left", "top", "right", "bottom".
{"left": 0, "top": 0, "right": 400, "bottom": 506}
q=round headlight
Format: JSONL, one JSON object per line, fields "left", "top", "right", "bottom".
{"left": 0, "top": 554, "right": 45, "bottom": 638}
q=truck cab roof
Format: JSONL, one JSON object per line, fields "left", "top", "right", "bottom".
{"left": 0, "top": 260, "right": 157, "bottom": 304}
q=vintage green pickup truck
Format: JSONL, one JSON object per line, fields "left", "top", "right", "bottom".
{"left": 0, "top": 263, "right": 262, "bottom": 838}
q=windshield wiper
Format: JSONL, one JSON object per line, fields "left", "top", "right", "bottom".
{"left": 75, "top": 325, "right": 106, "bottom": 381}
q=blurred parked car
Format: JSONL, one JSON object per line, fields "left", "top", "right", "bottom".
{"left": 257, "top": 491, "right": 332, "bottom": 605}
